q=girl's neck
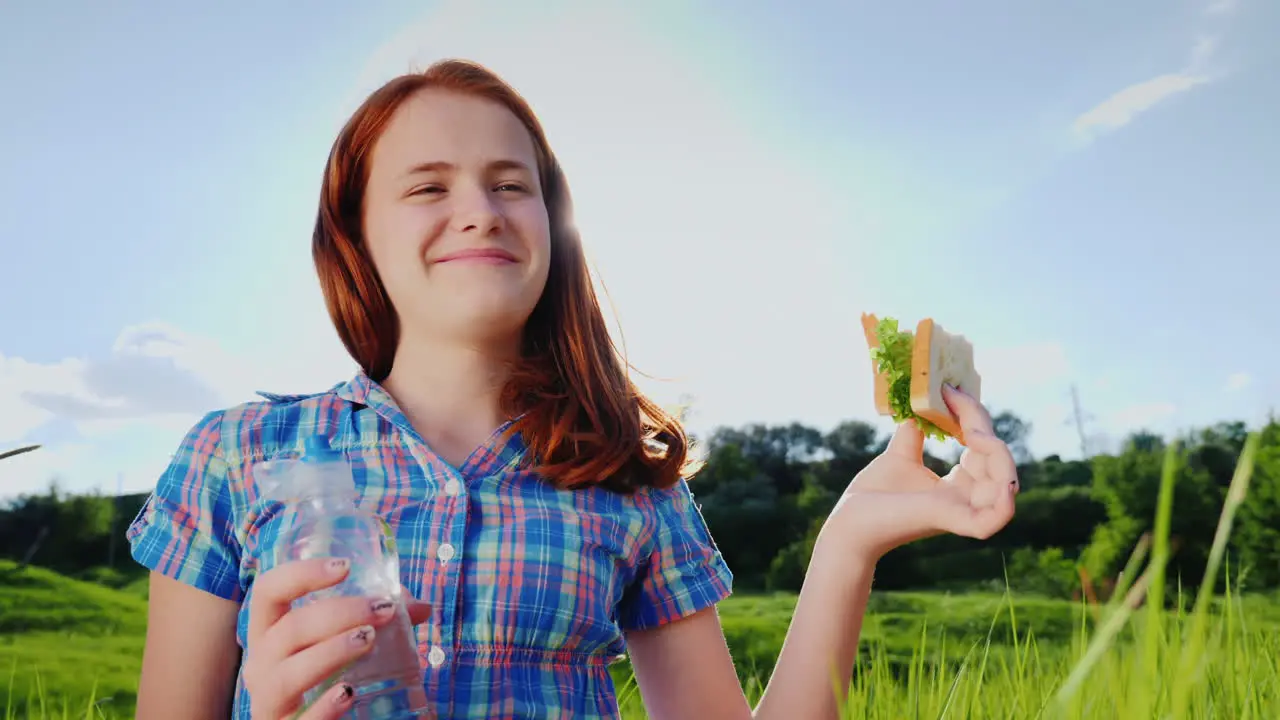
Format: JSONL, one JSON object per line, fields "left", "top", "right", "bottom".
{"left": 381, "top": 336, "right": 519, "bottom": 466}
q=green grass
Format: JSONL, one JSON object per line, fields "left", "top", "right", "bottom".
{"left": 6, "top": 574, "right": 1279, "bottom": 719}
{"left": 4, "top": 434, "right": 1278, "bottom": 718}
{"left": 0, "top": 563, "right": 146, "bottom": 719}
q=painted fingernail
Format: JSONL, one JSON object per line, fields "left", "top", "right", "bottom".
{"left": 326, "top": 558, "right": 350, "bottom": 575}
{"left": 350, "top": 625, "right": 375, "bottom": 646}
{"left": 332, "top": 683, "right": 354, "bottom": 705}
{"left": 371, "top": 598, "right": 396, "bottom": 618}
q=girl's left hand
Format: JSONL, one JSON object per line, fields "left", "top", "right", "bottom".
{"left": 825, "top": 384, "right": 1020, "bottom": 562}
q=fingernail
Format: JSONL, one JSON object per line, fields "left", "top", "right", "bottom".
{"left": 332, "top": 683, "right": 354, "bottom": 705}
{"left": 350, "top": 625, "right": 375, "bottom": 646}
{"left": 327, "top": 558, "right": 350, "bottom": 575}
{"left": 371, "top": 598, "right": 396, "bottom": 618}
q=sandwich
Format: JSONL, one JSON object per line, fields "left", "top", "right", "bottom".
{"left": 860, "top": 313, "right": 981, "bottom": 443}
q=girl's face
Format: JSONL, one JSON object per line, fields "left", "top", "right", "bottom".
{"left": 362, "top": 89, "right": 552, "bottom": 351}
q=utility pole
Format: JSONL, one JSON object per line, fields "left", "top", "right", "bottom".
{"left": 1066, "top": 384, "right": 1095, "bottom": 460}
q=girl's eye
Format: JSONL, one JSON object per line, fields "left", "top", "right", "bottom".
{"left": 411, "top": 185, "right": 445, "bottom": 195}
{"left": 495, "top": 183, "right": 526, "bottom": 193}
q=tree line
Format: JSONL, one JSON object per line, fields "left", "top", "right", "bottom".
{"left": 2, "top": 411, "right": 1278, "bottom": 598}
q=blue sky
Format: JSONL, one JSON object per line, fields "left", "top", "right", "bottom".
{"left": 1, "top": 0, "right": 1276, "bottom": 497}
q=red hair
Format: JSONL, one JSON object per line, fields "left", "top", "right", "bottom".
{"left": 312, "top": 59, "right": 692, "bottom": 493}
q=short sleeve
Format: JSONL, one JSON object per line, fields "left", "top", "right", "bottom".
{"left": 126, "top": 410, "right": 243, "bottom": 602}
{"left": 617, "top": 478, "right": 734, "bottom": 631}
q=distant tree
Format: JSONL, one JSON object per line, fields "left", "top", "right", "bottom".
{"left": 705, "top": 423, "right": 824, "bottom": 495}
{"left": 1123, "top": 430, "right": 1165, "bottom": 454}
{"left": 1020, "top": 455, "right": 1093, "bottom": 490}
{"left": 8, "top": 415, "right": 1279, "bottom": 598}
{"left": 1084, "top": 440, "right": 1223, "bottom": 591}
{"left": 819, "top": 420, "right": 880, "bottom": 492}
{"left": 992, "top": 411, "right": 1033, "bottom": 464}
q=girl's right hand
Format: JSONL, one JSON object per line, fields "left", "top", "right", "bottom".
{"left": 242, "top": 557, "right": 433, "bottom": 719}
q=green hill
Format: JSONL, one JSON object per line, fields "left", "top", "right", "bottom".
{"left": 0, "top": 561, "right": 147, "bottom": 718}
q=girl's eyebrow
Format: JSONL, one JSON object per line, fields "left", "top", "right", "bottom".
{"left": 400, "top": 159, "right": 533, "bottom": 178}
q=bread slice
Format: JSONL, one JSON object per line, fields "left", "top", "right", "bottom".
{"left": 860, "top": 312, "right": 891, "bottom": 416}
{"left": 909, "top": 318, "right": 980, "bottom": 442}
{"left": 860, "top": 313, "right": 981, "bottom": 444}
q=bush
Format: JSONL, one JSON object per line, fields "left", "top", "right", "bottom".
{"left": 1008, "top": 546, "right": 1079, "bottom": 598}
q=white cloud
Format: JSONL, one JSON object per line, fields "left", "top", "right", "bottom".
{"left": 1073, "top": 73, "right": 1208, "bottom": 139}
{"left": 11, "top": 323, "right": 255, "bottom": 432}
{"left": 1224, "top": 371, "right": 1252, "bottom": 392}
{"left": 1071, "top": 5, "right": 1235, "bottom": 142}
{"left": 0, "top": 324, "right": 283, "bottom": 499}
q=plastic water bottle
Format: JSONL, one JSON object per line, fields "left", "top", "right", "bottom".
{"left": 256, "top": 437, "right": 430, "bottom": 719}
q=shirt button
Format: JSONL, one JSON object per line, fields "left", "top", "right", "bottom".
{"left": 443, "top": 478, "right": 462, "bottom": 496}
{"left": 427, "top": 646, "right": 446, "bottom": 668}
{"left": 437, "top": 543, "right": 456, "bottom": 563}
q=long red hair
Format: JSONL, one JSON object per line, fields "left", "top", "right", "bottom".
{"left": 312, "top": 59, "right": 691, "bottom": 493}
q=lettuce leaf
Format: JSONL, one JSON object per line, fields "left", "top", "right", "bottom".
{"left": 869, "top": 316, "right": 947, "bottom": 441}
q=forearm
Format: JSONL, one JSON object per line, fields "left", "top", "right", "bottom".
{"left": 751, "top": 527, "right": 875, "bottom": 720}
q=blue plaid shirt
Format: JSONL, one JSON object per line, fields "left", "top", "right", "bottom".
{"left": 127, "top": 372, "right": 734, "bottom": 718}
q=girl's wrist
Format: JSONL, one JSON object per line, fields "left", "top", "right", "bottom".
{"left": 816, "top": 498, "right": 890, "bottom": 569}
{"left": 812, "top": 517, "right": 881, "bottom": 584}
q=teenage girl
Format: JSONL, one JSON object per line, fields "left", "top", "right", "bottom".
{"left": 127, "top": 59, "right": 1019, "bottom": 720}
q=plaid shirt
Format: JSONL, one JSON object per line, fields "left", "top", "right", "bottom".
{"left": 127, "top": 372, "right": 734, "bottom": 719}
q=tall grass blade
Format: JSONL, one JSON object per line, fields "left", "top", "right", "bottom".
{"left": 1169, "top": 432, "right": 1260, "bottom": 718}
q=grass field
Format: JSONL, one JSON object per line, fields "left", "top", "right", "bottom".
{"left": 4, "top": 437, "right": 1278, "bottom": 718}
{"left": 3, "top": 559, "right": 1279, "bottom": 719}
